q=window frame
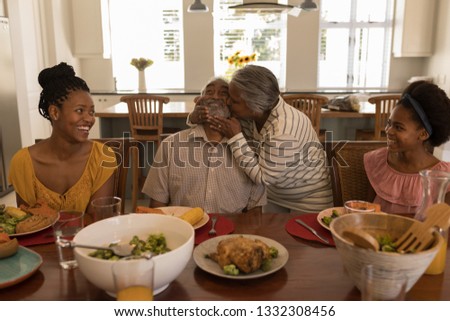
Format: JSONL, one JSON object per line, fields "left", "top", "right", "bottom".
{"left": 318, "top": 0, "right": 394, "bottom": 91}
{"left": 213, "top": 0, "right": 288, "bottom": 87}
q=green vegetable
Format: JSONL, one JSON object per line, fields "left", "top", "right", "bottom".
{"left": 269, "top": 246, "right": 278, "bottom": 258}
{"left": 0, "top": 223, "right": 15, "bottom": 234}
{"left": 377, "top": 234, "right": 398, "bottom": 252}
{"left": 260, "top": 259, "right": 272, "bottom": 272}
{"left": 321, "top": 210, "right": 340, "bottom": 226}
{"left": 0, "top": 209, "right": 31, "bottom": 234}
{"left": 89, "top": 233, "right": 170, "bottom": 260}
{"left": 223, "top": 264, "right": 240, "bottom": 276}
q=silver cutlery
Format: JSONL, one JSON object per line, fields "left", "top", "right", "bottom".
{"left": 208, "top": 216, "right": 218, "bottom": 236}
{"left": 57, "top": 239, "right": 153, "bottom": 259}
{"left": 295, "top": 219, "right": 329, "bottom": 244}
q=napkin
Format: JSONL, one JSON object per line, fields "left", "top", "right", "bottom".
{"left": 285, "top": 214, "right": 335, "bottom": 246}
{"left": 16, "top": 226, "right": 55, "bottom": 247}
{"left": 195, "top": 214, "right": 234, "bottom": 245}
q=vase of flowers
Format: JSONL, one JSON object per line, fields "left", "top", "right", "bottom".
{"left": 130, "top": 58, "right": 153, "bottom": 92}
{"left": 225, "top": 51, "right": 257, "bottom": 80}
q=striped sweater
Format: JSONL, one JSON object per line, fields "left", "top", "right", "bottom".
{"left": 228, "top": 97, "right": 333, "bottom": 213}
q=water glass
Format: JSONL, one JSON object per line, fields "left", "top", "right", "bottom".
{"left": 361, "top": 264, "right": 407, "bottom": 301}
{"left": 91, "top": 196, "right": 122, "bottom": 222}
{"left": 53, "top": 210, "right": 85, "bottom": 270}
{"left": 113, "top": 259, "right": 154, "bottom": 301}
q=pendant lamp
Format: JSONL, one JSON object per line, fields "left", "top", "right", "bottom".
{"left": 188, "top": 0, "right": 209, "bottom": 12}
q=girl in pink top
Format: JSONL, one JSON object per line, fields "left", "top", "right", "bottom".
{"left": 364, "top": 81, "right": 450, "bottom": 214}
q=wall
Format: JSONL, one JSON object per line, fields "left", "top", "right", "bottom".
{"left": 425, "top": 0, "right": 450, "bottom": 94}
{"left": 0, "top": 0, "right": 5, "bottom": 16}
{"left": 7, "top": 0, "right": 86, "bottom": 146}
{"left": 425, "top": 0, "right": 450, "bottom": 161}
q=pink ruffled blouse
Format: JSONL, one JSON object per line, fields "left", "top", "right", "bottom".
{"left": 364, "top": 147, "right": 450, "bottom": 214}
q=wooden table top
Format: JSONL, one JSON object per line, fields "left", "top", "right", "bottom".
{"left": 2, "top": 212, "right": 448, "bottom": 301}
{"left": 95, "top": 102, "right": 375, "bottom": 120}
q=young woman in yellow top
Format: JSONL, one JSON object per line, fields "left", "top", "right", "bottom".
{"left": 8, "top": 62, "right": 116, "bottom": 213}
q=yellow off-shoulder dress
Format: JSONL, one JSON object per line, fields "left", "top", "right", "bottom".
{"left": 8, "top": 141, "right": 117, "bottom": 212}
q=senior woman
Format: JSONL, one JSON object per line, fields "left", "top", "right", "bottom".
{"left": 196, "top": 65, "right": 333, "bottom": 213}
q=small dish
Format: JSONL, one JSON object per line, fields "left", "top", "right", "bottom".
{"left": 344, "top": 200, "right": 379, "bottom": 214}
{"left": 0, "top": 246, "right": 43, "bottom": 289}
{"left": 156, "top": 206, "right": 209, "bottom": 230}
{"left": 317, "top": 207, "right": 346, "bottom": 231}
{"left": 193, "top": 234, "right": 288, "bottom": 279}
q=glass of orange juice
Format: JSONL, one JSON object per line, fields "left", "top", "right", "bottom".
{"left": 112, "top": 259, "right": 154, "bottom": 301}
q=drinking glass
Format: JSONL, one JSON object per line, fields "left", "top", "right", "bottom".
{"left": 361, "top": 264, "right": 407, "bottom": 301}
{"left": 53, "top": 210, "right": 84, "bottom": 269}
{"left": 113, "top": 259, "right": 154, "bottom": 301}
{"left": 91, "top": 196, "right": 122, "bottom": 222}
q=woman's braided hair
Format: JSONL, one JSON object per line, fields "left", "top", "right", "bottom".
{"left": 38, "top": 62, "right": 90, "bottom": 121}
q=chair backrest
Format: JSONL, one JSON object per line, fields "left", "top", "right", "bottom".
{"left": 120, "top": 94, "right": 170, "bottom": 146}
{"left": 324, "top": 140, "right": 387, "bottom": 206}
{"left": 93, "top": 138, "right": 134, "bottom": 213}
{"left": 368, "top": 94, "right": 401, "bottom": 140}
{"left": 282, "top": 94, "right": 328, "bottom": 136}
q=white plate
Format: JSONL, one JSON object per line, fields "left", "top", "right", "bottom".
{"left": 8, "top": 214, "right": 59, "bottom": 237}
{"left": 157, "top": 206, "right": 209, "bottom": 230}
{"left": 0, "top": 246, "right": 43, "bottom": 289}
{"left": 193, "top": 234, "right": 289, "bottom": 280}
{"left": 317, "top": 207, "right": 346, "bottom": 231}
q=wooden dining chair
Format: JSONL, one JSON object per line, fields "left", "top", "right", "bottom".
{"left": 93, "top": 138, "right": 133, "bottom": 214}
{"left": 324, "top": 140, "right": 387, "bottom": 206}
{"left": 355, "top": 94, "right": 401, "bottom": 140}
{"left": 282, "top": 94, "right": 328, "bottom": 141}
{"left": 120, "top": 94, "right": 170, "bottom": 212}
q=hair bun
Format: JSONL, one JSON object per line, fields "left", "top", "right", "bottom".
{"left": 38, "top": 62, "right": 76, "bottom": 88}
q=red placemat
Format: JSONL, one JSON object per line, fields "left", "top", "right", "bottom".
{"left": 195, "top": 214, "right": 234, "bottom": 245}
{"left": 285, "top": 213, "right": 335, "bottom": 246}
{"left": 16, "top": 226, "right": 55, "bottom": 247}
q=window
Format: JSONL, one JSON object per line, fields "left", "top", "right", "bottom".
{"left": 213, "top": 0, "right": 288, "bottom": 88}
{"left": 109, "top": 0, "right": 184, "bottom": 90}
{"left": 318, "top": 0, "right": 394, "bottom": 90}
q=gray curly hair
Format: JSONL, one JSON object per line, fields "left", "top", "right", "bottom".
{"left": 230, "top": 65, "right": 280, "bottom": 113}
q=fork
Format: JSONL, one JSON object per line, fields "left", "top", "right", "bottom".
{"left": 57, "top": 239, "right": 152, "bottom": 259}
{"left": 208, "top": 216, "right": 218, "bottom": 236}
{"left": 395, "top": 203, "right": 450, "bottom": 252}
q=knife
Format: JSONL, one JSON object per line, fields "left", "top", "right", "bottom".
{"left": 295, "top": 219, "right": 330, "bottom": 244}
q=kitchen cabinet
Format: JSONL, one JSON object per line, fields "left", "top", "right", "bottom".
{"left": 71, "top": 0, "right": 111, "bottom": 58}
{"left": 393, "top": 0, "right": 436, "bottom": 57}
{"left": 92, "top": 95, "right": 121, "bottom": 112}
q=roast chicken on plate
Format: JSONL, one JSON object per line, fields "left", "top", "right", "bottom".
{"left": 208, "top": 236, "right": 272, "bottom": 273}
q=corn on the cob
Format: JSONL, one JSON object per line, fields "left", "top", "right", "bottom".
{"left": 6, "top": 206, "right": 28, "bottom": 220}
{"left": 180, "top": 207, "right": 204, "bottom": 226}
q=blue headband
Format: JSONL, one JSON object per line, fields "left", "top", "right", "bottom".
{"left": 402, "top": 93, "right": 433, "bottom": 136}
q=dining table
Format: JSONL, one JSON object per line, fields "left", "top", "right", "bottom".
{"left": 1, "top": 212, "right": 449, "bottom": 301}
